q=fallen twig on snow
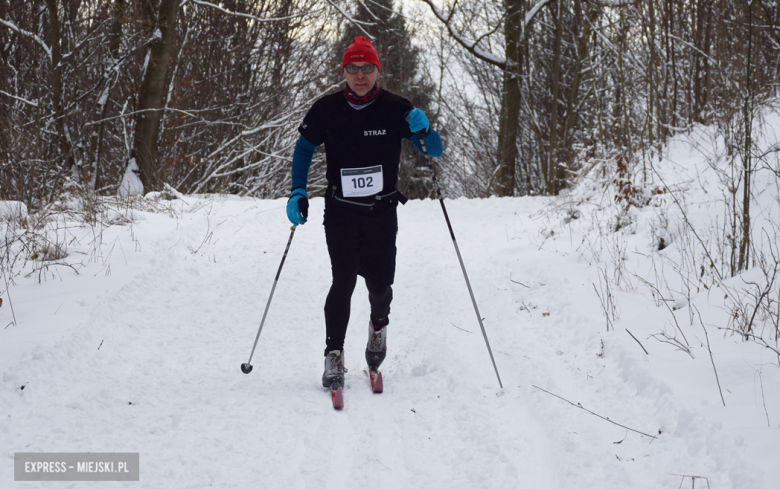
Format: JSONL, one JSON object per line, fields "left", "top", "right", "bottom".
{"left": 510, "top": 278, "right": 531, "bottom": 289}
{"left": 449, "top": 322, "right": 472, "bottom": 333}
{"left": 625, "top": 329, "right": 648, "bottom": 354}
{"left": 374, "top": 458, "right": 391, "bottom": 470}
{"left": 532, "top": 385, "right": 657, "bottom": 440}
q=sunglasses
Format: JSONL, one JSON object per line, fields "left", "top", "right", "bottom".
{"left": 345, "top": 64, "right": 376, "bottom": 74}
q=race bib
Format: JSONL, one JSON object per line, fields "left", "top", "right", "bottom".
{"left": 340, "top": 166, "right": 383, "bottom": 197}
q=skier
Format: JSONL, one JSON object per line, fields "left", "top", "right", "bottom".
{"left": 286, "top": 36, "right": 443, "bottom": 389}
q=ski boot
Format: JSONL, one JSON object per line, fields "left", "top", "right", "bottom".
{"left": 365, "top": 317, "right": 388, "bottom": 370}
{"left": 322, "top": 350, "right": 347, "bottom": 388}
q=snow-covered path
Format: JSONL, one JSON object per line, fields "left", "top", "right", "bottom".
{"left": 1, "top": 195, "right": 776, "bottom": 488}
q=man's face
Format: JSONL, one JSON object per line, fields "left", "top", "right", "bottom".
{"left": 343, "top": 62, "right": 379, "bottom": 97}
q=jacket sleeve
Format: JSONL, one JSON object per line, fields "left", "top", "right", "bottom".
{"left": 291, "top": 135, "right": 318, "bottom": 191}
{"left": 298, "top": 98, "right": 326, "bottom": 146}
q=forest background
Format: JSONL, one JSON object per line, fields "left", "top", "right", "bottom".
{"left": 1, "top": 0, "right": 780, "bottom": 276}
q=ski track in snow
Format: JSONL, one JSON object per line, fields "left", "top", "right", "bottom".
{"left": 1, "top": 193, "right": 776, "bottom": 488}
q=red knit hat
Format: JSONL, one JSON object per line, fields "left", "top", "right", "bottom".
{"left": 342, "top": 36, "right": 381, "bottom": 72}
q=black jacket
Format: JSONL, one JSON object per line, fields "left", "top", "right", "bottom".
{"left": 298, "top": 89, "right": 414, "bottom": 208}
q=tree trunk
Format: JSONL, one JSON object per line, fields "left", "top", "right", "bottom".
{"left": 91, "top": 0, "right": 125, "bottom": 193}
{"left": 45, "top": 0, "right": 75, "bottom": 179}
{"left": 130, "top": 0, "right": 180, "bottom": 193}
{"left": 669, "top": 0, "right": 678, "bottom": 129}
{"left": 618, "top": 9, "right": 631, "bottom": 157}
{"left": 494, "top": 0, "right": 524, "bottom": 197}
{"left": 546, "top": 0, "right": 563, "bottom": 195}
{"left": 560, "top": 0, "right": 592, "bottom": 183}
{"left": 737, "top": 2, "right": 754, "bottom": 274}
{"left": 646, "top": 0, "right": 657, "bottom": 183}
{"left": 522, "top": 28, "right": 536, "bottom": 194}
{"left": 693, "top": 0, "right": 702, "bottom": 121}
{"left": 701, "top": 1, "right": 713, "bottom": 117}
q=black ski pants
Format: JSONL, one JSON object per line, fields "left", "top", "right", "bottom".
{"left": 323, "top": 201, "right": 397, "bottom": 353}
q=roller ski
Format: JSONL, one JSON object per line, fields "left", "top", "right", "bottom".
{"left": 365, "top": 319, "right": 387, "bottom": 394}
{"left": 323, "top": 350, "right": 346, "bottom": 410}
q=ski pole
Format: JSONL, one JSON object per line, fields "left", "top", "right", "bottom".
{"left": 241, "top": 225, "right": 298, "bottom": 374}
{"left": 415, "top": 131, "right": 504, "bottom": 389}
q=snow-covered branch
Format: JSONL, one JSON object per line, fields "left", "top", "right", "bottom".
{"left": 0, "top": 90, "right": 39, "bottom": 107}
{"left": 420, "top": 0, "right": 554, "bottom": 70}
{"left": 189, "top": 0, "right": 318, "bottom": 22}
{"left": 420, "top": 0, "right": 506, "bottom": 68}
{"left": 523, "top": 0, "right": 554, "bottom": 37}
{"left": 326, "top": 0, "right": 376, "bottom": 40}
{"left": 0, "top": 18, "right": 52, "bottom": 62}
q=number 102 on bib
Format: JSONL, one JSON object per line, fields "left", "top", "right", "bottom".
{"left": 340, "top": 165, "right": 384, "bottom": 198}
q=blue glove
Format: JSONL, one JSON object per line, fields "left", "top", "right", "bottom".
{"left": 406, "top": 108, "right": 429, "bottom": 134}
{"left": 286, "top": 188, "right": 308, "bottom": 225}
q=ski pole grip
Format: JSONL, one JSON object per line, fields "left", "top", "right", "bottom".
{"left": 404, "top": 110, "right": 427, "bottom": 141}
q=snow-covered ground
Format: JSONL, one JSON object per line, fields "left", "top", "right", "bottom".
{"left": 2, "top": 119, "right": 779, "bottom": 487}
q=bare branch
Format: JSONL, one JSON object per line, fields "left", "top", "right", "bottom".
{"left": 0, "top": 90, "right": 39, "bottom": 107}
{"left": 419, "top": 0, "right": 506, "bottom": 69}
{"left": 625, "top": 329, "right": 648, "bottom": 354}
{"left": 0, "top": 18, "right": 52, "bottom": 62}
{"left": 326, "top": 0, "right": 376, "bottom": 40}
{"left": 189, "top": 0, "right": 319, "bottom": 23}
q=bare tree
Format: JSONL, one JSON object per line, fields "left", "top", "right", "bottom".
{"left": 126, "top": 0, "right": 179, "bottom": 194}
{"left": 89, "top": 0, "right": 125, "bottom": 192}
{"left": 422, "top": 0, "right": 552, "bottom": 197}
